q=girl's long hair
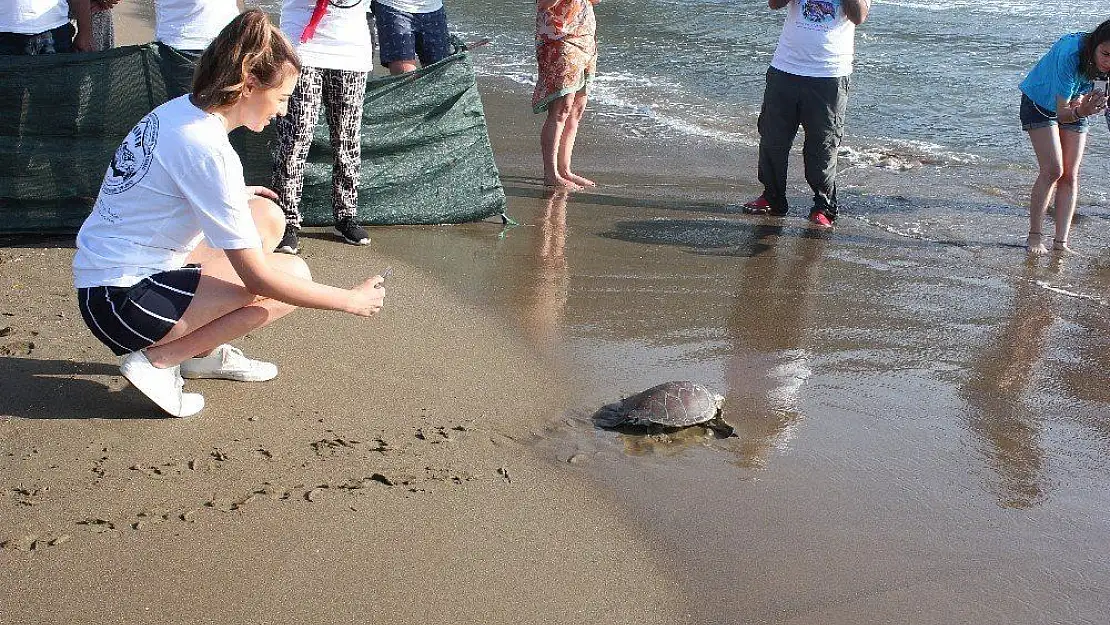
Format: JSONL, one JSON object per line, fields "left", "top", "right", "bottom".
{"left": 1079, "top": 19, "right": 1110, "bottom": 80}
{"left": 192, "top": 9, "right": 301, "bottom": 109}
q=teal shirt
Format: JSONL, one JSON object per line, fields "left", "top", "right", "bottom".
{"left": 1020, "top": 33, "right": 1093, "bottom": 113}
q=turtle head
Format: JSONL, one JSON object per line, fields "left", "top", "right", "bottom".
{"left": 712, "top": 393, "right": 725, "bottom": 412}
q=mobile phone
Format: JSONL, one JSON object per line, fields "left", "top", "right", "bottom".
{"left": 1095, "top": 79, "right": 1108, "bottom": 95}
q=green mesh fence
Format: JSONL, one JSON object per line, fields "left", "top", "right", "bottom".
{"left": 0, "top": 42, "right": 506, "bottom": 233}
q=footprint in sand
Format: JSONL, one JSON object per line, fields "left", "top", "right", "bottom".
{"left": 1, "top": 340, "right": 33, "bottom": 356}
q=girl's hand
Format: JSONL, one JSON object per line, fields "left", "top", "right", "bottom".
{"left": 1082, "top": 90, "right": 1109, "bottom": 117}
{"left": 1074, "top": 92, "right": 1108, "bottom": 118}
{"left": 247, "top": 186, "right": 280, "bottom": 201}
{"left": 346, "top": 276, "right": 386, "bottom": 317}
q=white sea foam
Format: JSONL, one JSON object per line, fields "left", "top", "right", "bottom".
{"left": 1034, "top": 281, "right": 1108, "bottom": 307}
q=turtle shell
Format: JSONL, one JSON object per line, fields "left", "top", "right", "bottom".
{"left": 617, "top": 381, "right": 723, "bottom": 427}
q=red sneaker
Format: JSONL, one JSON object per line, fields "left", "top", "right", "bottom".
{"left": 808, "top": 210, "right": 833, "bottom": 228}
{"left": 742, "top": 195, "right": 772, "bottom": 214}
{"left": 741, "top": 195, "right": 785, "bottom": 217}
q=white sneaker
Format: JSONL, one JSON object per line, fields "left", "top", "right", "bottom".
{"left": 120, "top": 351, "right": 205, "bottom": 418}
{"left": 180, "top": 344, "right": 278, "bottom": 382}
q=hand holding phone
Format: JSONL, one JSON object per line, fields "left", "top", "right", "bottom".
{"left": 375, "top": 267, "right": 392, "bottom": 288}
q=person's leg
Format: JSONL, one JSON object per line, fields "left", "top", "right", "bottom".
{"left": 1051, "top": 128, "right": 1088, "bottom": 251}
{"left": 414, "top": 7, "right": 453, "bottom": 67}
{"left": 800, "top": 74, "right": 849, "bottom": 222}
{"left": 322, "top": 68, "right": 370, "bottom": 245}
{"left": 371, "top": 1, "right": 420, "bottom": 75}
{"left": 541, "top": 94, "right": 578, "bottom": 189}
{"left": 1025, "top": 126, "right": 1064, "bottom": 254}
{"left": 755, "top": 67, "right": 800, "bottom": 215}
{"left": 271, "top": 67, "right": 325, "bottom": 250}
{"left": 144, "top": 198, "right": 311, "bottom": 368}
{"left": 556, "top": 89, "right": 594, "bottom": 187}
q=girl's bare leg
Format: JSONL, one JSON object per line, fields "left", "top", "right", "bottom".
{"left": 1051, "top": 128, "right": 1088, "bottom": 252}
{"left": 144, "top": 198, "right": 311, "bottom": 368}
{"left": 541, "top": 94, "right": 580, "bottom": 189}
{"left": 559, "top": 89, "right": 595, "bottom": 187}
{"left": 1025, "top": 126, "right": 1064, "bottom": 255}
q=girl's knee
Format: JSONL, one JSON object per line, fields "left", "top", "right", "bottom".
{"left": 272, "top": 253, "right": 312, "bottom": 282}
{"left": 250, "top": 197, "right": 286, "bottom": 240}
{"left": 1038, "top": 165, "right": 1065, "bottom": 183}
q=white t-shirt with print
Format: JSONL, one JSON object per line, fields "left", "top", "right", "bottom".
{"left": 155, "top": 0, "right": 240, "bottom": 51}
{"left": 770, "top": 0, "right": 857, "bottom": 78}
{"left": 0, "top": 0, "right": 69, "bottom": 35}
{"left": 281, "top": 0, "right": 374, "bottom": 72}
{"left": 375, "top": 0, "right": 443, "bottom": 14}
{"left": 74, "top": 95, "right": 262, "bottom": 289}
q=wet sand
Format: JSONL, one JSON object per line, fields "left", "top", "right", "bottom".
{"left": 4, "top": 6, "right": 1110, "bottom": 625}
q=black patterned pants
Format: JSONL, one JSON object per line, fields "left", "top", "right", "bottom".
{"left": 272, "top": 66, "right": 368, "bottom": 227}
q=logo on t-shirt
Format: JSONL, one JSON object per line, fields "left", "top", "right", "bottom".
{"left": 103, "top": 114, "right": 159, "bottom": 195}
{"left": 802, "top": 0, "right": 837, "bottom": 25}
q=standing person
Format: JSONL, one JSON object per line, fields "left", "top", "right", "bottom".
{"left": 742, "top": 0, "right": 870, "bottom": 228}
{"left": 153, "top": 0, "right": 242, "bottom": 97}
{"left": 370, "top": 0, "right": 452, "bottom": 75}
{"left": 272, "top": 0, "right": 375, "bottom": 254}
{"left": 1019, "top": 20, "right": 1110, "bottom": 254}
{"left": 0, "top": 0, "right": 93, "bottom": 55}
{"left": 154, "top": 0, "right": 240, "bottom": 54}
{"left": 72, "top": 10, "right": 387, "bottom": 418}
{"left": 89, "top": 0, "right": 119, "bottom": 51}
{"left": 533, "top": 0, "right": 599, "bottom": 191}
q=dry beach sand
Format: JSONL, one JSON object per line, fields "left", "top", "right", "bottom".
{"left": 5, "top": 3, "right": 1110, "bottom": 625}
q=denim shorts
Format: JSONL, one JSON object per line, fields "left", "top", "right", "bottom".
{"left": 0, "top": 22, "right": 74, "bottom": 55}
{"left": 370, "top": 1, "right": 452, "bottom": 67}
{"left": 1020, "top": 93, "right": 1089, "bottom": 133}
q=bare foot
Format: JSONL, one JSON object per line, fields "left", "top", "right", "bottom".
{"left": 1026, "top": 232, "right": 1048, "bottom": 255}
{"left": 564, "top": 172, "right": 597, "bottom": 188}
{"left": 1052, "top": 239, "right": 1077, "bottom": 255}
{"left": 543, "top": 176, "right": 582, "bottom": 191}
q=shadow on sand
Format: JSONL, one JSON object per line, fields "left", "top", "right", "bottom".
{"left": 0, "top": 357, "right": 164, "bottom": 420}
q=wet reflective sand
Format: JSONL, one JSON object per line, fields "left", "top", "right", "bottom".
{"left": 365, "top": 84, "right": 1110, "bottom": 623}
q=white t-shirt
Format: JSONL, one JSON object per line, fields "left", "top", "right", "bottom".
{"left": 770, "top": 0, "right": 857, "bottom": 78}
{"left": 0, "top": 0, "right": 69, "bottom": 35}
{"left": 155, "top": 0, "right": 240, "bottom": 51}
{"left": 281, "top": 0, "right": 373, "bottom": 72}
{"left": 74, "top": 96, "right": 262, "bottom": 289}
{"left": 374, "top": 0, "right": 443, "bottom": 14}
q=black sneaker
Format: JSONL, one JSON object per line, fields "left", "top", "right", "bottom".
{"left": 275, "top": 224, "right": 300, "bottom": 255}
{"left": 334, "top": 217, "right": 370, "bottom": 246}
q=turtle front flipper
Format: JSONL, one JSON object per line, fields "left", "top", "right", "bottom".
{"left": 705, "top": 417, "right": 737, "bottom": 439}
{"left": 592, "top": 402, "right": 630, "bottom": 428}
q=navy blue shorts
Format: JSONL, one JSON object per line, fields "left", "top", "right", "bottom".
{"left": 370, "top": 1, "right": 452, "bottom": 67}
{"left": 1020, "top": 93, "right": 1089, "bottom": 133}
{"left": 77, "top": 266, "right": 201, "bottom": 356}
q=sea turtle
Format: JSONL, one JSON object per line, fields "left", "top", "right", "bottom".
{"left": 593, "top": 381, "right": 735, "bottom": 437}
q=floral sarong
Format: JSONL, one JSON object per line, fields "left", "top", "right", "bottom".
{"left": 532, "top": 0, "right": 597, "bottom": 113}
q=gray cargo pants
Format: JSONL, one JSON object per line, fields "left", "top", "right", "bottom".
{"left": 756, "top": 66, "right": 850, "bottom": 219}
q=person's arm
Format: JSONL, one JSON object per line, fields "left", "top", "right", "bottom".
{"left": 225, "top": 247, "right": 385, "bottom": 317}
{"left": 68, "top": 0, "right": 94, "bottom": 51}
{"left": 843, "top": 0, "right": 870, "bottom": 25}
{"left": 769, "top": 0, "right": 791, "bottom": 9}
{"left": 1057, "top": 92, "right": 1109, "bottom": 124}
{"left": 539, "top": 0, "right": 563, "bottom": 11}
